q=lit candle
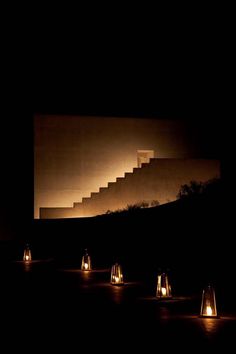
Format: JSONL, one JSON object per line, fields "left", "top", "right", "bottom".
{"left": 115, "top": 276, "right": 119, "bottom": 283}
{"left": 25, "top": 255, "right": 29, "bottom": 261}
{"left": 206, "top": 306, "right": 212, "bottom": 316}
{"left": 84, "top": 263, "right": 88, "bottom": 270}
{"left": 161, "top": 287, "right": 167, "bottom": 296}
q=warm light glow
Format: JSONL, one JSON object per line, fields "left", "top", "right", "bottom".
{"left": 161, "top": 287, "right": 167, "bottom": 296}
{"left": 156, "top": 273, "right": 172, "bottom": 299}
{"left": 35, "top": 116, "right": 196, "bottom": 219}
{"left": 81, "top": 250, "right": 92, "bottom": 271}
{"left": 111, "top": 263, "right": 124, "bottom": 285}
{"left": 200, "top": 285, "right": 218, "bottom": 318}
{"left": 23, "top": 247, "right": 32, "bottom": 262}
{"left": 206, "top": 306, "right": 213, "bottom": 316}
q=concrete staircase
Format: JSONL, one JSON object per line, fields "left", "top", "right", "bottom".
{"left": 72, "top": 161, "right": 151, "bottom": 210}
{"left": 39, "top": 158, "right": 220, "bottom": 219}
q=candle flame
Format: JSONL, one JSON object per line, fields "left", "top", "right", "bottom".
{"left": 161, "top": 287, "right": 167, "bottom": 296}
{"left": 206, "top": 306, "right": 212, "bottom": 316}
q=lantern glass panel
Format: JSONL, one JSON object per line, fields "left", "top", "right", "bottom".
{"left": 110, "top": 263, "right": 124, "bottom": 285}
{"left": 81, "top": 250, "right": 92, "bottom": 271}
{"left": 23, "top": 246, "right": 32, "bottom": 262}
{"left": 156, "top": 273, "right": 172, "bottom": 298}
{"left": 200, "top": 285, "right": 217, "bottom": 317}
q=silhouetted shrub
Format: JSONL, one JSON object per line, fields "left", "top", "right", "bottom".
{"left": 151, "top": 200, "right": 160, "bottom": 207}
{"left": 106, "top": 199, "right": 161, "bottom": 215}
{"left": 126, "top": 201, "right": 150, "bottom": 211}
{"left": 177, "top": 178, "right": 221, "bottom": 200}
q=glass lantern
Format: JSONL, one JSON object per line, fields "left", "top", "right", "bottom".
{"left": 81, "top": 249, "right": 92, "bottom": 271}
{"left": 23, "top": 244, "right": 32, "bottom": 262}
{"left": 110, "top": 263, "right": 124, "bottom": 285}
{"left": 156, "top": 272, "right": 172, "bottom": 299}
{"left": 200, "top": 285, "right": 218, "bottom": 318}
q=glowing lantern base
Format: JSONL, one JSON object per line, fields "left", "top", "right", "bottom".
{"left": 111, "top": 263, "right": 124, "bottom": 286}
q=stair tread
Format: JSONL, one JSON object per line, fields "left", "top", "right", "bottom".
{"left": 77, "top": 162, "right": 157, "bottom": 206}
{"left": 82, "top": 197, "right": 91, "bottom": 202}
{"left": 108, "top": 182, "right": 116, "bottom": 186}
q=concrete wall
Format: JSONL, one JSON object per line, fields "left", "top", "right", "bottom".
{"left": 40, "top": 158, "right": 220, "bottom": 219}
{"left": 35, "top": 116, "right": 219, "bottom": 218}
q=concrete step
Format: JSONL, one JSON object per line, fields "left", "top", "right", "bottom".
{"left": 149, "top": 158, "right": 159, "bottom": 164}
{"left": 124, "top": 172, "right": 133, "bottom": 178}
{"left": 82, "top": 197, "right": 91, "bottom": 203}
{"left": 99, "top": 187, "right": 108, "bottom": 193}
{"left": 116, "top": 177, "right": 125, "bottom": 183}
{"left": 140, "top": 162, "right": 150, "bottom": 168}
{"left": 79, "top": 163, "right": 156, "bottom": 207}
{"left": 90, "top": 192, "right": 99, "bottom": 198}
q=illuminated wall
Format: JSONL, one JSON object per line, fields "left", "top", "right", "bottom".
{"left": 35, "top": 115, "right": 219, "bottom": 219}
{"left": 40, "top": 158, "right": 220, "bottom": 218}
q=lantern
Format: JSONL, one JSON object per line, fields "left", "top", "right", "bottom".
{"left": 200, "top": 285, "right": 218, "bottom": 318}
{"left": 110, "top": 263, "right": 124, "bottom": 285}
{"left": 156, "top": 273, "right": 172, "bottom": 299}
{"left": 23, "top": 245, "right": 32, "bottom": 262}
{"left": 81, "top": 249, "right": 92, "bottom": 271}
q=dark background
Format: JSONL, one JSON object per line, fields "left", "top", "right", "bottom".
{"left": 0, "top": 11, "right": 235, "bottom": 351}
{"left": 3, "top": 44, "right": 230, "bottom": 237}
{"left": 3, "top": 47, "right": 231, "bottom": 238}
{"left": 0, "top": 9, "right": 232, "bottom": 269}
{"left": 2, "top": 12, "right": 233, "bottom": 260}
{"left": 1, "top": 3, "right": 233, "bottom": 236}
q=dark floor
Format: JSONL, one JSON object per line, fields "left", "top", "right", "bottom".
{"left": 1, "top": 260, "right": 235, "bottom": 351}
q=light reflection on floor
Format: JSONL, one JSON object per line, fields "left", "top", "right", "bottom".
{"left": 59, "top": 268, "right": 111, "bottom": 273}
{"left": 2, "top": 262, "right": 236, "bottom": 348}
{"left": 14, "top": 259, "right": 53, "bottom": 272}
{"left": 139, "top": 296, "right": 192, "bottom": 302}
{"left": 199, "top": 317, "right": 221, "bottom": 336}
